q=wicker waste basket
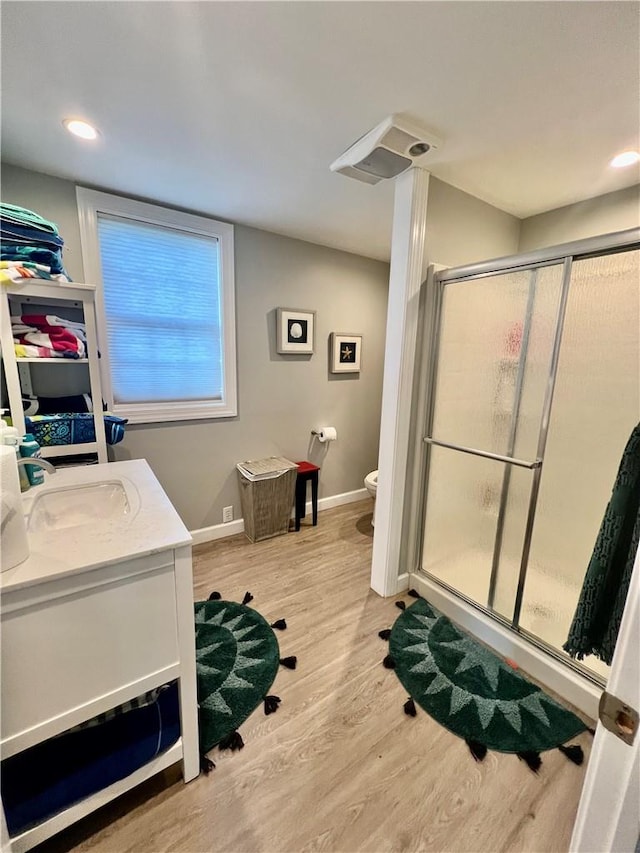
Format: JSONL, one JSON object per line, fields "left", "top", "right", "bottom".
{"left": 236, "top": 456, "right": 298, "bottom": 543}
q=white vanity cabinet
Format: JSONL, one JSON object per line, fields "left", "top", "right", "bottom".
{"left": 0, "top": 461, "right": 200, "bottom": 852}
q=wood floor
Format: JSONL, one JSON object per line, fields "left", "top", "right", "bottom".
{"left": 36, "top": 499, "right": 591, "bottom": 853}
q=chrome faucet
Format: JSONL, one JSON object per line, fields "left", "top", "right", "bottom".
{"left": 16, "top": 457, "right": 57, "bottom": 475}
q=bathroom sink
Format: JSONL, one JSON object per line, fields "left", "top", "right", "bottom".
{"left": 27, "top": 479, "right": 139, "bottom": 533}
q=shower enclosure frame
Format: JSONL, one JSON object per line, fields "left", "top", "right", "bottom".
{"left": 409, "top": 227, "right": 640, "bottom": 710}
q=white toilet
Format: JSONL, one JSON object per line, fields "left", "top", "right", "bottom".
{"left": 364, "top": 470, "right": 378, "bottom": 526}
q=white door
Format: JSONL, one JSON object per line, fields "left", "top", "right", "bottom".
{"left": 570, "top": 544, "right": 640, "bottom": 852}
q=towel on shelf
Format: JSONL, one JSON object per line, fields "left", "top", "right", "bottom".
{"left": 18, "top": 314, "right": 87, "bottom": 343}
{"left": 564, "top": 422, "right": 640, "bottom": 665}
{"left": 13, "top": 343, "right": 73, "bottom": 359}
{"left": 1, "top": 203, "right": 71, "bottom": 279}
{"left": 0, "top": 243, "right": 68, "bottom": 278}
{"left": 0, "top": 260, "right": 67, "bottom": 285}
{"left": 0, "top": 203, "right": 60, "bottom": 235}
{"left": 0, "top": 224, "right": 64, "bottom": 250}
{"left": 12, "top": 314, "right": 86, "bottom": 359}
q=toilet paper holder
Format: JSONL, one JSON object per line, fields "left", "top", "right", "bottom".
{"left": 311, "top": 427, "right": 337, "bottom": 443}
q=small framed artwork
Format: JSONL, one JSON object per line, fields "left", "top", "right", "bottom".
{"left": 276, "top": 308, "right": 316, "bottom": 354}
{"left": 330, "top": 333, "right": 362, "bottom": 373}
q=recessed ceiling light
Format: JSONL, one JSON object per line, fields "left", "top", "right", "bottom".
{"left": 610, "top": 150, "right": 640, "bottom": 168}
{"left": 63, "top": 118, "right": 99, "bottom": 140}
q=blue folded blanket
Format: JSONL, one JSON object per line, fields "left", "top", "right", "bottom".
{"left": 1, "top": 683, "right": 180, "bottom": 836}
{"left": 25, "top": 413, "right": 127, "bottom": 447}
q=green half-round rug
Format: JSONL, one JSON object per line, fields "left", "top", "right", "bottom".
{"left": 388, "top": 598, "right": 587, "bottom": 757}
{"left": 194, "top": 599, "right": 280, "bottom": 755}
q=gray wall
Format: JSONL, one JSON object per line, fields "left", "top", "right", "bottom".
{"left": 427, "top": 176, "right": 521, "bottom": 267}
{"left": 1, "top": 164, "right": 389, "bottom": 530}
{"left": 116, "top": 225, "right": 390, "bottom": 530}
{"left": 1, "top": 162, "right": 521, "bottom": 531}
{"left": 519, "top": 184, "right": 640, "bottom": 252}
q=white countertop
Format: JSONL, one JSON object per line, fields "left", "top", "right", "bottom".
{"left": 1, "top": 459, "right": 192, "bottom": 593}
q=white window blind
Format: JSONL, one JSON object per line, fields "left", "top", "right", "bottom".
{"left": 97, "top": 215, "right": 223, "bottom": 405}
{"left": 77, "top": 187, "right": 237, "bottom": 424}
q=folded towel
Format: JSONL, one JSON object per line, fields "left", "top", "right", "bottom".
{"left": 0, "top": 223, "right": 64, "bottom": 250}
{"left": 0, "top": 244, "right": 69, "bottom": 278}
{"left": 18, "top": 314, "right": 86, "bottom": 335}
{"left": 14, "top": 343, "right": 67, "bottom": 359}
{"left": 0, "top": 203, "right": 60, "bottom": 235}
{"left": 12, "top": 315, "right": 86, "bottom": 358}
{"left": 0, "top": 261, "right": 66, "bottom": 285}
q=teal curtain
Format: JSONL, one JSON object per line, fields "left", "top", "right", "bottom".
{"left": 564, "top": 423, "right": 640, "bottom": 665}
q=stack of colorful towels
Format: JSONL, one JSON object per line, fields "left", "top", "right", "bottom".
{"left": 11, "top": 314, "right": 86, "bottom": 359}
{"left": 0, "top": 203, "right": 70, "bottom": 285}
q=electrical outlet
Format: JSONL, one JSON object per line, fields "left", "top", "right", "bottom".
{"left": 222, "top": 506, "right": 233, "bottom": 523}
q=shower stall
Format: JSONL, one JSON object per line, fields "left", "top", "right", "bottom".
{"left": 409, "top": 228, "right": 639, "bottom": 714}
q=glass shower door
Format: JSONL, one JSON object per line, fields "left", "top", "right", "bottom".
{"left": 421, "top": 262, "right": 566, "bottom": 617}
{"left": 517, "top": 249, "right": 640, "bottom": 678}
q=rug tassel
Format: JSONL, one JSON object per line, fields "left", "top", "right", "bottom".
{"left": 207, "top": 591, "right": 221, "bottom": 601}
{"left": 378, "top": 629, "right": 392, "bottom": 640}
{"left": 264, "top": 695, "right": 281, "bottom": 715}
{"left": 558, "top": 744, "right": 584, "bottom": 765}
{"left": 408, "top": 589, "right": 421, "bottom": 599}
{"left": 403, "top": 697, "right": 417, "bottom": 717}
{"left": 383, "top": 654, "right": 396, "bottom": 669}
{"left": 466, "top": 740, "right": 487, "bottom": 762}
{"left": 395, "top": 601, "right": 406, "bottom": 611}
{"left": 242, "top": 591, "right": 254, "bottom": 605}
{"left": 200, "top": 755, "right": 216, "bottom": 773}
{"left": 517, "top": 751, "right": 542, "bottom": 773}
{"left": 270, "top": 619, "right": 287, "bottom": 630}
{"left": 218, "top": 730, "right": 244, "bottom": 751}
{"left": 280, "top": 656, "right": 297, "bottom": 669}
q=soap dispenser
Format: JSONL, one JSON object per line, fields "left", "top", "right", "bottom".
{"left": 20, "top": 434, "right": 45, "bottom": 487}
{"left": 0, "top": 445, "right": 30, "bottom": 571}
{"left": 1, "top": 414, "right": 30, "bottom": 492}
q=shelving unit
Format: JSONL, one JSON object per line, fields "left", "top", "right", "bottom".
{"left": 0, "top": 280, "right": 107, "bottom": 464}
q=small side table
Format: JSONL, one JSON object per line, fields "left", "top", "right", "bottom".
{"left": 294, "top": 461, "right": 320, "bottom": 531}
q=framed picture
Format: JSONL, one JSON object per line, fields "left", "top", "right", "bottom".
{"left": 276, "top": 308, "right": 316, "bottom": 354}
{"left": 330, "top": 333, "right": 362, "bottom": 373}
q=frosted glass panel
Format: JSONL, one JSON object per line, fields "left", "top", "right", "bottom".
{"left": 430, "top": 264, "right": 563, "bottom": 460}
{"left": 422, "top": 447, "right": 532, "bottom": 610}
{"left": 519, "top": 249, "right": 640, "bottom": 680}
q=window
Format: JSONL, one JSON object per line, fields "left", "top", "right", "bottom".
{"left": 77, "top": 188, "right": 236, "bottom": 423}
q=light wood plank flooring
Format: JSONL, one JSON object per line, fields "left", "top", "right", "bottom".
{"left": 36, "top": 499, "right": 591, "bottom": 853}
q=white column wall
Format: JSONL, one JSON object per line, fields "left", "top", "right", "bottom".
{"left": 370, "top": 167, "right": 430, "bottom": 597}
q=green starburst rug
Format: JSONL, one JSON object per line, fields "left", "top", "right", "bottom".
{"left": 195, "top": 591, "right": 297, "bottom": 772}
{"left": 379, "top": 594, "right": 590, "bottom": 770}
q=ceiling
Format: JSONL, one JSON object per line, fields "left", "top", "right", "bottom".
{"left": 1, "top": 1, "right": 639, "bottom": 261}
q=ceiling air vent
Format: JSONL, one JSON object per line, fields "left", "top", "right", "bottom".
{"left": 330, "top": 114, "right": 442, "bottom": 185}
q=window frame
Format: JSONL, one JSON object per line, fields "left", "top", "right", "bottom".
{"left": 77, "top": 187, "right": 237, "bottom": 423}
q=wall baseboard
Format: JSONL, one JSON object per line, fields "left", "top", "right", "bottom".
{"left": 396, "top": 572, "right": 409, "bottom": 594}
{"left": 190, "top": 488, "right": 371, "bottom": 546}
{"left": 190, "top": 518, "right": 245, "bottom": 545}
{"left": 315, "top": 487, "right": 368, "bottom": 512}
